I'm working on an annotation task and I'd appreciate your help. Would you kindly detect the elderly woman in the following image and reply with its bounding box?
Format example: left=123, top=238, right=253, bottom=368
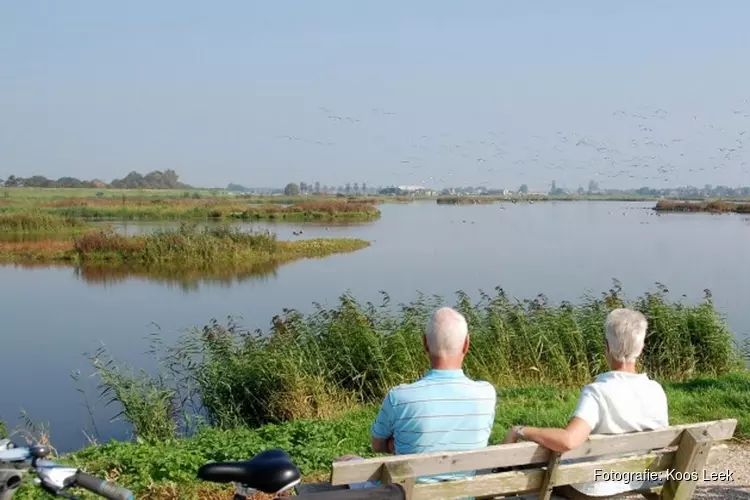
left=505, top=308, right=668, bottom=498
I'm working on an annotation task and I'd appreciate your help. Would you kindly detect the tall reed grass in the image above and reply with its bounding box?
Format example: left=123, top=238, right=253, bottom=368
left=0, top=225, right=370, bottom=270
left=89, top=282, right=745, bottom=441
left=1, top=199, right=382, bottom=221
left=0, top=212, right=90, bottom=232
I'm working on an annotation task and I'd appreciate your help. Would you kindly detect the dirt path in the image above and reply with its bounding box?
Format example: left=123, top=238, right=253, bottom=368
left=692, top=443, right=750, bottom=500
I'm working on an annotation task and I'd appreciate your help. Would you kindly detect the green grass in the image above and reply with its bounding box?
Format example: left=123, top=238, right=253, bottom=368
left=0, top=211, right=92, bottom=232
left=7, top=372, right=748, bottom=499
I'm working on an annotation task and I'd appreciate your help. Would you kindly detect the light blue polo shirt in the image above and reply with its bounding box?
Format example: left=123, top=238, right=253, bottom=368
left=371, top=369, right=497, bottom=483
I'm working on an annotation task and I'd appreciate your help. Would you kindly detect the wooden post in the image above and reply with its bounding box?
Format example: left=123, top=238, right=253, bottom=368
left=660, top=429, right=713, bottom=500
left=381, top=462, right=415, bottom=500
left=538, top=452, right=562, bottom=500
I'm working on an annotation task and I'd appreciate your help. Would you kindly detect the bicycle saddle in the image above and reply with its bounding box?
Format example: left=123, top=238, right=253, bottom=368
left=197, top=449, right=301, bottom=494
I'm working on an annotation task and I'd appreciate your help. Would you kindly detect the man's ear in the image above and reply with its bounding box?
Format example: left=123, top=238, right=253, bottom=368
left=462, top=334, right=470, bottom=354
left=422, top=335, right=429, bottom=353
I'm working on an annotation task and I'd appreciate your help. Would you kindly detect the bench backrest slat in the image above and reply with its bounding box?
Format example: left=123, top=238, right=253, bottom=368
left=331, top=419, right=736, bottom=485
left=411, top=450, right=679, bottom=500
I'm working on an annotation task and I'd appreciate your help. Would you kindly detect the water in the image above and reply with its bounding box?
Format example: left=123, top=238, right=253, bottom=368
left=2, top=201, right=749, bottom=451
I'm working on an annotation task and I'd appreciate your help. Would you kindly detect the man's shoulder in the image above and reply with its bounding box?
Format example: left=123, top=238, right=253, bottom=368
left=586, top=373, right=667, bottom=398
left=388, top=376, right=496, bottom=396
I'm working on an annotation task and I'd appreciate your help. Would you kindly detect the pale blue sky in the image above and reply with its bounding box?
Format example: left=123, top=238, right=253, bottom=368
left=2, top=1, right=750, bottom=190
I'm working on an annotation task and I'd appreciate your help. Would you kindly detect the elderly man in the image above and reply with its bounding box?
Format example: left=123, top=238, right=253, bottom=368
left=341, top=307, right=496, bottom=490
left=505, top=308, right=668, bottom=498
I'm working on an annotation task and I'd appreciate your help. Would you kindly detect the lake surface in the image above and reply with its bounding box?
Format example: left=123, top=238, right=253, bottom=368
left=2, top=201, right=750, bottom=451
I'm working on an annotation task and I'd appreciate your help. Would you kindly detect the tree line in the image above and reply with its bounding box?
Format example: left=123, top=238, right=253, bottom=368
left=0, top=170, right=191, bottom=190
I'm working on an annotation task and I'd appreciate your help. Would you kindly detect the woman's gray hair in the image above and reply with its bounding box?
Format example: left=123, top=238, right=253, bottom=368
left=605, top=308, right=648, bottom=363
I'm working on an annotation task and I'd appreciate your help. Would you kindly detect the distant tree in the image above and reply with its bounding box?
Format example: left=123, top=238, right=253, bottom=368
left=577, top=186, right=585, bottom=195
left=227, top=183, right=249, bottom=192
left=518, top=184, right=528, bottom=194
left=362, top=182, right=367, bottom=194
left=588, top=180, right=599, bottom=193
left=314, top=181, right=321, bottom=193
left=345, top=183, right=352, bottom=194
left=299, top=182, right=308, bottom=193
left=110, top=170, right=190, bottom=189
left=353, top=182, right=360, bottom=194
left=284, top=182, right=300, bottom=196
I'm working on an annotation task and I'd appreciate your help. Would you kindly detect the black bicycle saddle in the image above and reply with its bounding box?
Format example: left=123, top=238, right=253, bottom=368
left=197, top=449, right=301, bottom=494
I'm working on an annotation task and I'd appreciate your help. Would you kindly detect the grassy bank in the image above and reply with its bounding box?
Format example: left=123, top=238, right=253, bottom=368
left=654, top=200, right=750, bottom=213
left=0, top=212, right=91, bottom=233
left=41, top=200, right=380, bottom=221
left=1, top=195, right=382, bottom=221
left=7, top=372, right=749, bottom=499
left=1, top=187, right=408, bottom=204
left=0, top=225, right=370, bottom=268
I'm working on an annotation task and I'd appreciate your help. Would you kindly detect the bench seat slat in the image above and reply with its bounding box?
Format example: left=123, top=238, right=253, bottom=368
left=331, top=419, right=736, bottom=485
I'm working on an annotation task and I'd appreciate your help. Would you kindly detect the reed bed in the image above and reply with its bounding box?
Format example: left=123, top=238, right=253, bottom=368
left=0, top=225, right=370, bottom=267
left=0, top=212, right=91, bottom=232
left=654, top=200, right=750, bottom=213
left=12, top=199, right=383, bottom=221
left=87, top=281, right=745, bottom=441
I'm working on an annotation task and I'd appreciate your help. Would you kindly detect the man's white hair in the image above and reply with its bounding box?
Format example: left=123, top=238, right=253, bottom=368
left=605, top=308, right=648, bottom=364
left=425, top=307, right=468, bottom=356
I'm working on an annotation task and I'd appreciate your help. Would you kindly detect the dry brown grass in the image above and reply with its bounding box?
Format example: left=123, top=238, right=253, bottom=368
left=267, top=375, right=358, bottom=422
left=0, top=239, right=74, bottom=260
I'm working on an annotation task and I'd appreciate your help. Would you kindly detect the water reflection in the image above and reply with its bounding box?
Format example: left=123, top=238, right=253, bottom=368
left=7, top=261, right=279, bottom=291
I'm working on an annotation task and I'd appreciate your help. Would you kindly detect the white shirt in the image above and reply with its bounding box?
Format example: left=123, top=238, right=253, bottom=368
left=568, top=371, right=669, bottom=496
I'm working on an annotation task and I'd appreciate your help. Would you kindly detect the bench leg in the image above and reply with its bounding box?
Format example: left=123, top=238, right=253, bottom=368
left=660, top=429, right=713, bottom=500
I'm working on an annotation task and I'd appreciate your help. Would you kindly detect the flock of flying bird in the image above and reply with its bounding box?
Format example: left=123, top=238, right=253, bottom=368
left=273, top=99, right=750, bottom=191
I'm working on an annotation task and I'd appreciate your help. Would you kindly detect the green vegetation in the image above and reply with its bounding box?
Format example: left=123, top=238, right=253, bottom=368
left=0, top=225, right=370, bottom=268
left=98, top=282, right=742, bottom=436
left=8, top=372, right=749, bottom=499
left=1, top=194, right=382, bottom=221
left=0, top=212, right=92, bottom=233
left=654, top=199, right=750, bottom=213
left=4, top=283, right=748, bottom=498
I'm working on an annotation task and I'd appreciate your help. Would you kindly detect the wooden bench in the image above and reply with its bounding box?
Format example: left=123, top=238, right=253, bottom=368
left=295, top=419, right=737, bottom=500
